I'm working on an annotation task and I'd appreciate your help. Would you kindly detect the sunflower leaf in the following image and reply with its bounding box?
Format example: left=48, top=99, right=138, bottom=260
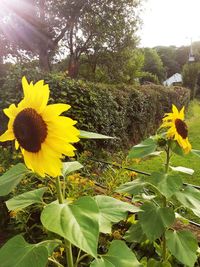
left=191, top=149, right=200, bottom=157
left=94, top=195, right=140, bottom=234
left=128, top=137, right=157, bottom=159
left=90, top=240, right=142, bottom=267
left=116, top=179, right=147, bottom=195
left=0, top=163, right=29, bottom=196
left=149, top=172, right=183, bottom=198
left=41, top=196, right=99, bottom=257
left=170, top=140, right=185, bottom=157
left=175, top=186, right=200, bottom=217
left=166, top=230, right=198, bottom=267
left=138, top=202, right=175, bottom=241
left=6, top=187, right=47, bottom=211
left=170, top=166, right=194, bottom=175
left=0, top=235, right=49, bottom=267
left=62, top=161, right=83, bottom=177
left=79, top=130, right=114, bottom=139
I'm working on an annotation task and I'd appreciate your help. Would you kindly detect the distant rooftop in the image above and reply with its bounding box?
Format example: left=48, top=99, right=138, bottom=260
left=163, top=73, right=182, bottom=86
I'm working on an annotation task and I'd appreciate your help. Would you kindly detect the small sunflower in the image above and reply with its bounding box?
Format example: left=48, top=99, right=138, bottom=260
left=161, top=104, right=191, bottom=153
left=0, top=77, right=80, bottom=177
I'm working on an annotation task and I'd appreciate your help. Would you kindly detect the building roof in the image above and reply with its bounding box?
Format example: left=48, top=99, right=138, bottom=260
left=163, top=73, right=182, bottom=86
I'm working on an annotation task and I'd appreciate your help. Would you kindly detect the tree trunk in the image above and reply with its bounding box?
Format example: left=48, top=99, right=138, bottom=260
left=68, top=54, right=79, bottom=78
left=39, top=47, right=51, bottom=72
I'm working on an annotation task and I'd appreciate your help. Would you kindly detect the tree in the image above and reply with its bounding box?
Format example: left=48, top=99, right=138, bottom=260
left=0, top=0, right=70, bottom=71
left=142, top=48, right=166, bottom=83
left=61, top=0, right=142, bottom=78
left=155, top=46, right=180, bottom=78
left=0, top=0, right=142, bottom=76
left=182, top=62, right=200, bottom=99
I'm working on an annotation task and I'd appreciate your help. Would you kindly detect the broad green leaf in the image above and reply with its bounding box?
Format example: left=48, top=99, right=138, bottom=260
left=94, top=195, right=140, bottom=233
left=128, top=137, right=157, bottom=159
left=91, top=258, right=114, bottom=267
left=139, top=202, right=175, bottom=241
left=149, top=172, right=182, bottom=198
left=166, top=230, right=198, bottom=267
left=6, top=187, right=47, bottom=211
left=124, top=222, right=146, bottom=243
left=41, top=196, right=99, bottom=257
left=116, top=179, right=147, bottom=195
left=0, top=235, right=48, bottom=267
left=62, top=161, right=83, bottom=177
left=79, top=130, right=114, bottom=139
left=175, top=186, right=200, bottom=217
left=191, top=149, right=200, bottom=157
left=90, top=240, right=142, bottom=267
left=0, top=163, right=29, bottom=196
left=170, top=140, right=184, bottom=157
left=170, top=166, right=194, bottom=175
left=42, top=241, right=59, bottom=256
left=147, top=259, right=171, bottom=267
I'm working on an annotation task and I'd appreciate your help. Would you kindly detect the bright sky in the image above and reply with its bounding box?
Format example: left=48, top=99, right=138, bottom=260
left=139, top=0, right=200, bottom=47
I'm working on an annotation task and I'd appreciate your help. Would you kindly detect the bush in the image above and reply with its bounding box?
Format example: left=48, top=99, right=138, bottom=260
left=0, top=67, right=190, bottom=150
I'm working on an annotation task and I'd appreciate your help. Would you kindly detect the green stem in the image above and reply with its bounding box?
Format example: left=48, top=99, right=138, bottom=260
left=48, top=258, right=64, bottom=267
left=56, top=176, right=64, bottom=204
left=162, top=144, right=170, bottom=262
left=165, top=144, right=170, bottom=173
left=65, top=239, right=74, bottom=267
left=56, top=176, right=74, bottom=267
left=75, top=253, right=90, bottom=267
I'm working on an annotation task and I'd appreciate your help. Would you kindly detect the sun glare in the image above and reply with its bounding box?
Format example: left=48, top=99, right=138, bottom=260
left=140, top=0, right=200, bottom=47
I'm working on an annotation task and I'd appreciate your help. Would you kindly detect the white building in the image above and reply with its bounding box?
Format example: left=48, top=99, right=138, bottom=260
left=163, top=73, right=182, bottom=86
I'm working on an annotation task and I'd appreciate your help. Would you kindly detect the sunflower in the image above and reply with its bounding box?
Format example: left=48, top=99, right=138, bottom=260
left=0, top=77, right=80, bottom=177
left=160, top=104, right=191, bottom=153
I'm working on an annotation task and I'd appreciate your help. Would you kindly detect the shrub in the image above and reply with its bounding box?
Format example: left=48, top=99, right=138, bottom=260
left=0, top=68, right=190, bottom=150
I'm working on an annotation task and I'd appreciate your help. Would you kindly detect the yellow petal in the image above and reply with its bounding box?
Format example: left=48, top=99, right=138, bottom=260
left=4, top=104, right=18, bottom=118
left=172, top=105, right=179, bottom=116
left=22, top=76, right=31, bottom=98
left=43, top=104, right=71, bottom=121
left=22, top=77, right=50, bottom=113
left=15, top=140, right=19, bottom=150
left=0, top=130, right=15, bottom=142
left=179, top=106, right=185, bottom=120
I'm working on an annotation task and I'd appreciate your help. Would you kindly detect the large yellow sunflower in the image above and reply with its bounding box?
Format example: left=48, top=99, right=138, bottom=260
left=0, top=77, right=80, bottom=177
left=161, top=104, right=191, bottom=153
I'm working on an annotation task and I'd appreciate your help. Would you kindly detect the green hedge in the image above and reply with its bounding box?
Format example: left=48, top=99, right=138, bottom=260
left=0, top=69, right=190, bottom=150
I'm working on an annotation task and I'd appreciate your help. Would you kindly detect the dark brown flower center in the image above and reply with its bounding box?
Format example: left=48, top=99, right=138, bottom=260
left=175, top=119, right=188, bottom=139
left=13, top=108, right=47, bottom=152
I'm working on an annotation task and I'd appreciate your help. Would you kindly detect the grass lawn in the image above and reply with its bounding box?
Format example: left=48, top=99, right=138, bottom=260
left=130, top=100, right=200, bottom=186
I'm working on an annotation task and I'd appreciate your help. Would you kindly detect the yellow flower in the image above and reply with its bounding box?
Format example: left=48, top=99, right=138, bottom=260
left=161, top=105, right=191, bottom=153
left=0, top=77, right=80, bottom=177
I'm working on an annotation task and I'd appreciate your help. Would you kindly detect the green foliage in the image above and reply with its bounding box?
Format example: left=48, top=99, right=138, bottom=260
left=0, top=70, right=190, bottom=151
left=91, top=240, right=142, bottom=267
left=182, top=62, right=200, bottom=98
left=0, top=164, right=29, bottom=196
left=149, top=172, right=182, bottom=198
left=138, top=202, right=175, bottom=241
left=0, top=235, right=49, bottom=267
left=166, top=230, right=198, bottom=267
left=41, top=196, right=100, bottom=257
left=155, top=46, right=181, bottom=78
left=128, top=137, right=157, bottom=158
left=94, top=195, right=139, bottom=234
left=142, top=48, right=166, bottom=83
left=6, top=187, right=47, bottom=211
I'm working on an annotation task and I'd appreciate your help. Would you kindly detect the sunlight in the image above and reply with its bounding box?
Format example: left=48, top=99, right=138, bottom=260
left=140, top=0, right=200, bottom=47
left=0, top=0, right=28, bottom=18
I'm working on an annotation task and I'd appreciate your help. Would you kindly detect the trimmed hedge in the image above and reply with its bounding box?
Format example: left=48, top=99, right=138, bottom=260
left=0, top=70, right=190, bottom=150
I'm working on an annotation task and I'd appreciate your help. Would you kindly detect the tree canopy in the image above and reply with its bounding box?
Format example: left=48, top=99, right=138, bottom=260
left=0, top=0, right=142, bottom=77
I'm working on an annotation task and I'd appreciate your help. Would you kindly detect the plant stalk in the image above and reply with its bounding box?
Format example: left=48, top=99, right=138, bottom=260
left=56, top=176, right=74, bottom=267
left=162, top=144, right=170, bottom=262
